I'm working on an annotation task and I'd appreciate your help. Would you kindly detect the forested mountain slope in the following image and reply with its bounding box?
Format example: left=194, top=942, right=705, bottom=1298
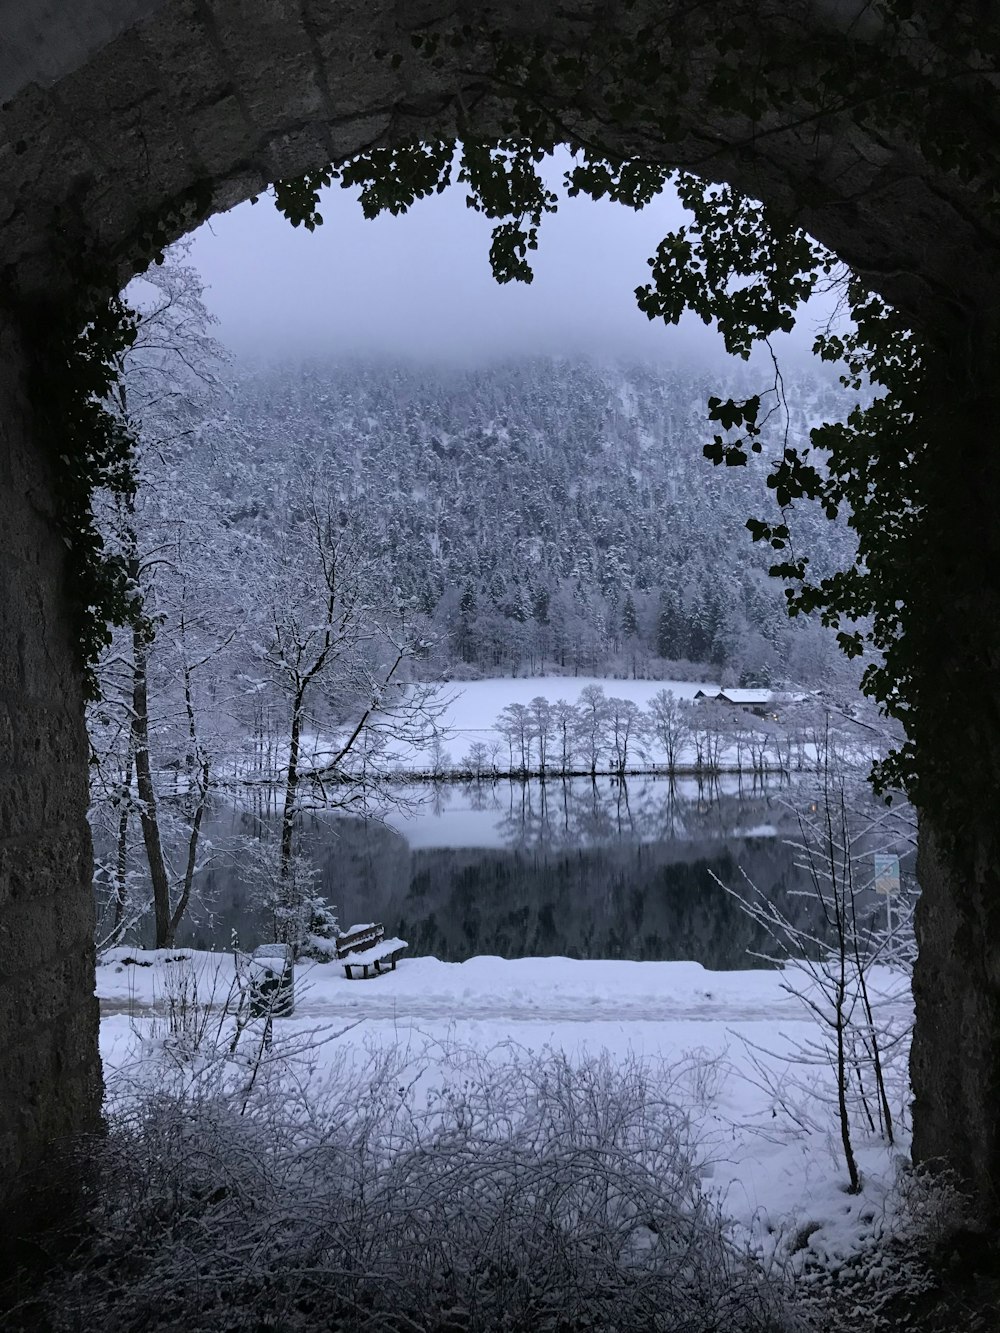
left=207, top=356, right=857, bottom=684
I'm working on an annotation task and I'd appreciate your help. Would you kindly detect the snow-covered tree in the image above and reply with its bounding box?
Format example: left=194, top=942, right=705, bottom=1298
left=244, top=496, right=440, bottom=880
left=605, top=696, right=647, bottom=777
left=90, top=247, right=233, bottom=948
left=576, top=685, right=610, bottom=776
left=646, top=689, right=692, bottom=773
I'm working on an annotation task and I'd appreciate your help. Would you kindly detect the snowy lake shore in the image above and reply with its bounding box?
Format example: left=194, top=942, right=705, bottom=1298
left=216, top=674, right=883, bottom=790
left=98, top=949, right=914, bottom=1273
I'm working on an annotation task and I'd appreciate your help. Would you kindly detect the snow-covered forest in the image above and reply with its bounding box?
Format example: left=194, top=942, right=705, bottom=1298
left=82, top=253, right=909, bottom=972
left=105, top=254, right=863, bottom=709
left=87, top=255, right=881, bottom=951
left=210, top=355, right=858, bottom=686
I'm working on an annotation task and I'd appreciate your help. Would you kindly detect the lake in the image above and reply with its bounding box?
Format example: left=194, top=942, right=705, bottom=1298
left=165, top=774, right=856, bottom=969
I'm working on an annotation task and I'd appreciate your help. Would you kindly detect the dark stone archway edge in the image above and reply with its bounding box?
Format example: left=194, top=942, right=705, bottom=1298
left=2, top=1, right=998, bottom=327
left=2, top=0, right=999, bottom=1229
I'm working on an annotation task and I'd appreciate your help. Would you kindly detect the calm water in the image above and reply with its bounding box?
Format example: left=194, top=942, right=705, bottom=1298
left=153, top=774, right=847, bottom=968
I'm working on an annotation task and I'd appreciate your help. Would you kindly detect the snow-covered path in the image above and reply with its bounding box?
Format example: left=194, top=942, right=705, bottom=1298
left=98, top=950, right=914, bottom=1272
left=97, top=951, right=911, bottom=1032
left=100, top=994, right=806, bottom=1024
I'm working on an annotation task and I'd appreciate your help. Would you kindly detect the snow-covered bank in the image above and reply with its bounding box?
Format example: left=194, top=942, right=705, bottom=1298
left=98, top=949, right=812, bottom=1020
left=98, top=949, right=914, bottom=1272
left=228, top=675, right=718, bottom=779
left=433, top=675, right=708, bottom=733
left=218, top=674, right=869, bottom=788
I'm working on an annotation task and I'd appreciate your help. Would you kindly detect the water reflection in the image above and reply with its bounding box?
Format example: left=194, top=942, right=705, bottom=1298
left=356, top=775, right=805, bottom=966
left=152, top=775, right=828, bottom=968
left=385, top=773, right=785, bottom=851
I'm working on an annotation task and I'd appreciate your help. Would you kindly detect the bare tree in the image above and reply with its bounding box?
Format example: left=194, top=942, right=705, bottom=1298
left=95, top=510, right=239, bottom=949
left=698, top=702, right=728, bottom=772
left=605, top=696, right=647, bottom=777
left=714, top=780, right=916, bottom=1193
left=743, top=716, right=777, bottom=773
left=551, top=698, right=581, bottom=774
left=496, top=702, right=533, bottom=774
left=249, top=496, right=443, bottom=880
left=90, top=246, right=232, bottom=948
left=646, top=689, right=691, bottom=773
left=462, top=741, right=492, bottom=779
left=576, top=684, right=610, bottom=776
left=529, top=695, right=556, bottom=776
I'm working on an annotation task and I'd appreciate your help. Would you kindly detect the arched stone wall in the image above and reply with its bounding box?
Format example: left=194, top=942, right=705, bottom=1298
left=0, top=308, right=102, bottom=1230
left=3, top=2, right=997, bottom=320
left=1, top=0, right=998, bottom=1228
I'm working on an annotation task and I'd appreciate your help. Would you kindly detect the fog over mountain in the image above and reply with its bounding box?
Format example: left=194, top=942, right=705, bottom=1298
left=189, top=168, right=835, bottom=367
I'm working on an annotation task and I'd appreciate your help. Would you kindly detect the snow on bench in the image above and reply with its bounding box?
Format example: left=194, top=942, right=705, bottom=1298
left=337, top=923, right=381, bottom=953
left=335, top=923, right=407, bottom=980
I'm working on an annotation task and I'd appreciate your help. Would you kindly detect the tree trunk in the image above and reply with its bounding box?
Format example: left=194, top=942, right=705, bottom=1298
left=169, top=755, right=211, bottom=943
left=280, top=690, right=304, bottom=881
left=111, top=747, right=134, bottom=944
left=131, top=630, right=173, bottom=949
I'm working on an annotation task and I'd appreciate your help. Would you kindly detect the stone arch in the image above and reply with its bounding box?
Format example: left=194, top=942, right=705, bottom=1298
left=1, top=0, right=998, bottom=1229
left=3, top=2, right=995, bottom=320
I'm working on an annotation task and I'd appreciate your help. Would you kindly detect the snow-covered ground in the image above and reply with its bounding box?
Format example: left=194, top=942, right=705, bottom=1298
left=434, top=675, right=709, bottom=735
left=227, top=676, right=722, bottom=781
left=98, top=949, right=914, bottom=1272
left=407, top=675, right=713, bottom=770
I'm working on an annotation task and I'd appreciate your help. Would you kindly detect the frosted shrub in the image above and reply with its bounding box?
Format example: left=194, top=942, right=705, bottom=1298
left=20, top=1045, right=793, bottom=1333
left=785, top=1163, right=978, bottom=1332
left=299, top=894, right=341, bottom=960
left=714, top=778, right=915, bottom=1193
left=236, top=837, right=339, bottom=958
left=147, top=953, right=220, bottom=1054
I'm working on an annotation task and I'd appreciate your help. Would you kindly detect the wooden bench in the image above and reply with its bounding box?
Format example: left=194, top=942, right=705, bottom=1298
left=336, top=923, right=407, bottom=980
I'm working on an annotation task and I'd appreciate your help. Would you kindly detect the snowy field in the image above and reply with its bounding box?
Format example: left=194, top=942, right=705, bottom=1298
left=255, top=675, right=754, bottom=779
left=432, top=675, right=709, bottom=737
left=222, top=674, right=863, bottom=789
left=408, top=675, right=712, bottom=770
left=98, top=949, right=914, bottom=1273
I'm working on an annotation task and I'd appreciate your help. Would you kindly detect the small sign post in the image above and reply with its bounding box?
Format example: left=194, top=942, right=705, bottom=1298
left=874, top=853, right=900, bottom=940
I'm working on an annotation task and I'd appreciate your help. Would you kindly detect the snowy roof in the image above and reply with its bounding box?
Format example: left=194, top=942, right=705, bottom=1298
left=717, top=689, right=774, bottom=705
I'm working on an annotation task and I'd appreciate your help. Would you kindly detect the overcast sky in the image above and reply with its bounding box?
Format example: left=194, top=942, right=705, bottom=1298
left=187, top=160, right=834, bottom=368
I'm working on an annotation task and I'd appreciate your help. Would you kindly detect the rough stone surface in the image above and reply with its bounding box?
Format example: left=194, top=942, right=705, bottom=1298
left=911, top=821, right=1000, bottom=1223
left=0, top=0, right=999, bottom=1229
left=0, top=1, right=996, bottom=330
left=0, top=309, right=102, bottom=1236
left=0, top=0, right=168, bottom=102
